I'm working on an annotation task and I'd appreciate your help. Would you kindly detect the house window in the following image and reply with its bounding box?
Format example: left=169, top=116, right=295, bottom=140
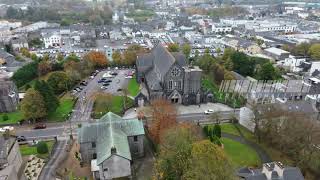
left=134, top=136, right=138, bottom=142
left=92, top=142, right=96, bottom=148
left=104, top=168, right=108, bottom=172
left=92, top=153, right=97, bottom=159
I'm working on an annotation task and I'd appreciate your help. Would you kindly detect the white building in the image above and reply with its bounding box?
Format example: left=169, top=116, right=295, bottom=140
left=278, top=55, right=306, bottom=72
left=310, top=61, right=320, bottom=76
left=211, top=23, right=232, bottom=34
left=248, top=21, right=298, bottom=33
left=43, top=32, right=62, bottom=48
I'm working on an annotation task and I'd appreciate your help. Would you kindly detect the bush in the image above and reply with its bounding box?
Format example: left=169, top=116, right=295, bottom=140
left=2, top=114, right=9, bottom=121
left=210, top=135, right=222, bottom=146
left=213, top=124, right=221, bottom=138
left=36, top=141, right=49, bottom=154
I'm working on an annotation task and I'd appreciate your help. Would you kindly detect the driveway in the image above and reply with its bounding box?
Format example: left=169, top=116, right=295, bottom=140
left=176, top=103, right=233, bottom=115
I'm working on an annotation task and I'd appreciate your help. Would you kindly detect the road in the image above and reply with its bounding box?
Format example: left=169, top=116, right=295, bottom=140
left=16, top=110, right=240, bottom=140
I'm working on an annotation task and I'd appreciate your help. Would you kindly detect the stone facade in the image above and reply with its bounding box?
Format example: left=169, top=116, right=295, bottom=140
left=136, top=44, right=203, bottom=105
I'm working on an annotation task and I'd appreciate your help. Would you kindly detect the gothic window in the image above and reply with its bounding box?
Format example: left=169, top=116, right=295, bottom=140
left=171, top=67, right=181, bottom=77
left=169, top=80, right=173, bottom=90
left=177, top=81, right=182, bottom=90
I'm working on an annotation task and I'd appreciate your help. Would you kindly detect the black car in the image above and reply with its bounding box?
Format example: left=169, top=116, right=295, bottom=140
left=105, top=80, right=112, bottom=83
left=117, top=88, right=122, bottom=92
left=17, top=136, right=27, bottom=142
left=103, top=83, right=110, bottom=86
left=101, top=78, right=107, bottom=81
left=111, top=72, right=118, bottom=76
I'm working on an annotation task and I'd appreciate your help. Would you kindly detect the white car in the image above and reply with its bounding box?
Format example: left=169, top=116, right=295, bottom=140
left=204, top=109, right=214, bottom=115
left=101, top=86, right=108, bottom=90
left=0, top=126, right=14, bottom=132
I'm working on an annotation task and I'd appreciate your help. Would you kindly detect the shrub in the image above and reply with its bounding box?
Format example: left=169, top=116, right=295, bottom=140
left=36, top=141, right=49, bottom=154
left=213, top=124, right=221, bottom=138
left=210, top=135, right=222, bottom=146
left=2, top=114, right=9, bottom=121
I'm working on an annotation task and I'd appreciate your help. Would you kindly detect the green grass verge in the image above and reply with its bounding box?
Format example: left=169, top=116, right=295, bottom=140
left=222, top=137, right=261, bottom=168
left=93, top=95, right=134, bottom=119
left=128, top=76, right=140, bottom=97
left=0, top=111, right=24, bottom=125
left=19, top=141, right=55, bottom=159
left=47, top=97, right=76, bottom=122
left=220, top=123, right=240, bottom=136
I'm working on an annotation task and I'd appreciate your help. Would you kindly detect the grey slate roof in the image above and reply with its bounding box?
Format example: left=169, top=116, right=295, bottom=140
left=136, top=44, right=187, bottom=91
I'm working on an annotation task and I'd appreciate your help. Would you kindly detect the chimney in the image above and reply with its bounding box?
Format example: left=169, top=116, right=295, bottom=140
left=111, top=147, right=117, bottom=154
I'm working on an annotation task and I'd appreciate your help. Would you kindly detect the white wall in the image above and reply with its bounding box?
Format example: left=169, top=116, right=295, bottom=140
left=239, top=107, right=255, bottom=132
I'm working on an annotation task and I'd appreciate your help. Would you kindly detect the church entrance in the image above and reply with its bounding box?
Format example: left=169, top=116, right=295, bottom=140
left=169, top=90, right=182, bottom=104
left=171, top=98, right=179, bottom=103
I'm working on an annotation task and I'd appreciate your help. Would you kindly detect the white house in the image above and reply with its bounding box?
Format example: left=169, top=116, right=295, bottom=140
left=43, top=32, right=62, bottom=48
left=212, top=23, right=232, bottom=34
left=278, top=55, right=306, bottom=72
left=310, top=61, right=320, bottom=76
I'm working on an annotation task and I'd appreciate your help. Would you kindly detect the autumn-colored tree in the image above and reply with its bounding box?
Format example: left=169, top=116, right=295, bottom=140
left=84, top=51, right=108, bottom=67
left=112, top=51, right=122, bottom=65
left=148, top=99, right=177, bottom=144
left=20, top=88, right=47, bottom=123
left=37, top=60, right=52, bottom=76
left=20, top=48, right=31, bottom=58
left=153, top=124, right=200, bottom=179
left=123, top=50, right=137, bottom=66
left=167, top=43, right=180, bottom=52
left=183, top=140, right=235, bottom=180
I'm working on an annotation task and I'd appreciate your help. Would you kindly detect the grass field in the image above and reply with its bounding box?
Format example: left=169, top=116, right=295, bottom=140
left=20, top=141, right=55, bottom=159
left=128, top=76, right=140, bottom=97
left=222, top=137, right=261, bottom=168
left=47, top=97, right=76, bottom=122
left=220, top=123, right=240, bottom=136
left=0, top=111, right=24, bottom=125
left=93, top=95, right=134, bottom=118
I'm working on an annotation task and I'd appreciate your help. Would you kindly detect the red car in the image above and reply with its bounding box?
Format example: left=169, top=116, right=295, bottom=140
left=34, top=124, right=46, bottom=129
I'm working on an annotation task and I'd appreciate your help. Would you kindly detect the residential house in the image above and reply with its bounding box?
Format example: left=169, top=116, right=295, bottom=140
left=0, top=50, right=24, bottom=72
left=237, top=161, right=304, bottom=180
left=78, top=112, right=145, bottom=180
left=136, top=43, right=204, bottom=105
left=10, top=37, right=29, bottom=51
left=0, top=135, right=25, bottom=180
left=42, top=32, right=62, bottom=49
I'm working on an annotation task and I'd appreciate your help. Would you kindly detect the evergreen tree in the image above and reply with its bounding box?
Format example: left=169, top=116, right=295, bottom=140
left=34, top=80, right=59, bottom=113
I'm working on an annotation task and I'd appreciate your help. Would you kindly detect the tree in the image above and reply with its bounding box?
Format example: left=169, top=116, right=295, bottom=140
left=213, top=124, right=221, bottom=138
left=84, top=51, right=108, bottom=67
left=12, top=62, right=38, bottom=87
left=182, top=44, right=191, bottom=58
left=153, top=124, right=201, bottom=179
left=31, top=53, right=38, bottom=61
left=47, top=71, right=71, bottom=94
left=20, top=48, right=31, bottom=58
left=123, top=50, right=137, bottom=66
left=56, top=53, right=64, bottom=62
left=183, top=140, right=235, bottom=180
left=112, top=51, right=122, bottom=65
left=230, top=52, right=255, bottom=77
left=34, top=80, right=59, bottom=113
left=20, top=88, right=47, bottom=123
left=256, top=62, right=280, bottom=80
left=148, top=99, right=177, bottom=144
left=295, top=43, right=311, bottom=57
left=37, top=60, right=52, bottom=76
left=308, top=43, right=320, bottom=60
left=36, top=141, right=49, bottom=154
left=167, top=43, right=180, bottom=52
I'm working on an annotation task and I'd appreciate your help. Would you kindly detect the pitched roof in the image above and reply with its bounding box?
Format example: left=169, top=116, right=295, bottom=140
left=78, top=112, right=145, bottom=165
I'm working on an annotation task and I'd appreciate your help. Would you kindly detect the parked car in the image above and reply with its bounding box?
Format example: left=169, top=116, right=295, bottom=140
left=101, top=86, right=108, bottom=90
left=98, top=80, right=104, bottom=83
left=105, top=80, right=112, bottom=83
left=102, top=83, right=110, bottom=86
left=204, top=109, right=214, bottom=115
left=16, top=136, right=27, bottom=142
left=34, top=124, right=46, bottom=129
left=111, top=72, right=118, bottom=76
left=80, top=81, right=87, bottom=86
left=0, top=126, right=14, bottom=132
left=117, top=88, right=122, bottom=92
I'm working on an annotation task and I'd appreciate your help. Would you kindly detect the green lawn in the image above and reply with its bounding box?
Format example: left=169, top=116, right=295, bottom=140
left=93, top=95, right=134, bottom=119
left=47, top=97, right=76, bottom=122
left=221, top=123, right=240, bottom=136
left=128, top=76, right=140, bottom=97
left=0, top=111, right=24, bottom=125
left=19, top=141, right=55, bottom=159
left=222, top=137, right=261, bottom=168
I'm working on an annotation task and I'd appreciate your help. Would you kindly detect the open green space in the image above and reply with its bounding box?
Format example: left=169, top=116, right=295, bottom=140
left=128, top=76, right=140, bottom=97
left=126, top=9, right=155, bottom=22
left=19, top=141, right=55, bottom=159
left=220, top=123, right=240, bottom=136
left=222, top=137, right=261, bottom=168
left=0, top=111, right=24, bottom=125
left=47, top=97, right=76, bottom=122
left=93, top=95, right=134, bottom=119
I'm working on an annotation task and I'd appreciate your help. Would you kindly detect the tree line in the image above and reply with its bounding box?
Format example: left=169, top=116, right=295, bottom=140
left=283, top=43, right=320, bottom=61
